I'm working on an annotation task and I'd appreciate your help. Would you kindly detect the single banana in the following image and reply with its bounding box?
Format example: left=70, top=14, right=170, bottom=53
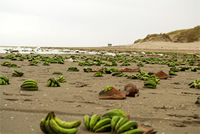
left=40, top=115, right=49, bottom=134
left=51, top=82, right=55, bottom=87
left=44, top=113, right=55, bottom=134
left=94, top=124, right=111, bottom=133
left=116, top=121, right=138, bottom=134
left=1, top=80, right=5, bottom=85
left=121, top=128, right=143, bottom=134
left=89, top=114, right=101, bottom=132
left=83, top=115, right=91, bottom=130
left=114, top=117, right=129, bottom=133
left=93, top=118, right=111, bottom=132
left=111, top=116, right=120, bottom=134
left=23, top=79, right=37, bottom=84
left=0, top=80, right=3, bottom=85
left=47, top=80, right=52, bottom=87
left=54, top=116, right=81, bottom=128
left=102, top=109, right=127, bottom=119
left=49, top=112, right=78, bottom=134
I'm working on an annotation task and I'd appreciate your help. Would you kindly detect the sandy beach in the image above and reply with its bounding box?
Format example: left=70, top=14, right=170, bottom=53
left=0, top=42, right=200, bottom=134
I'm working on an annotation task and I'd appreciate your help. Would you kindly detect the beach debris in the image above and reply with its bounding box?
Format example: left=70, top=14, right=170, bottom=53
left=98, top=86, right=126, bottom=99
left=0, top=76, right=10, bottom=85
left=20, top=79, right=38, bottom=91
left=124, top=83, right=139, bottom=97
left=119, top=67, right=140, bottom=72
left=47, top=78, right=61, bottom=87
left=91, top=68, right=100, bottom=72
left=40, top=112, right=81, bottom=134
left=154, top=71, right=171, bottom=79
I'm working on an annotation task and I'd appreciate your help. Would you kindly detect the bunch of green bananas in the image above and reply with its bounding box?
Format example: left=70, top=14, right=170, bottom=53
left=20, top=79, right=38, bottom=91
left=40, top=112, right=81, bottom=134
left=0, top=76, right=10, bottom=85
left=57, top=76, right=66, bottom=83
left=47, top=78, right=61, bottom=87
left=144, top=80, right=157, bottom=89
left=1, top=61, right=11, bottom=66
left=169, top=71, right=177, bottom=75
left=189, top=79, right=200, bottom=89
left=110, top=116, right=141, bottom=134
left=53, top=71, right=63, bottom=75
left=83, top=114, right=111, bottom=133
left=12, top=70, right=24, bottom=77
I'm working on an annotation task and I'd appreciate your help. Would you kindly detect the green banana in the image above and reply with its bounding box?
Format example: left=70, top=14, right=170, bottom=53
left=0, top=80, right=3, bottom=85
left=54, top=79, right=60, bottom=87
left=44, top=113, right=55, bottom=134
left=94, top=124, right=111, bottom=133
left=114, top=117, right=129, bottom=133
left=89, top=114, right=101, bottom=132
left=23, top=79, right=37, bottom=84
left=49, top=112, right=78, bottom=134
left=54, top=116, right=81, bottom=128
left=51, top=82, right=55, bottom=87
left=47, top=80, right=52, bottom=87
left=121, top=128, right=143, bottom=134
left=116, top=121, right=138, bottom=134
left=102, top=109, right=127, bottom=119
left=83, top=115, right=91, bottom=130
left=93, top=118, right=111, bottom=132
left=111, top=116, right=120, bottom=134
left=40, top=115, right=49, bottom=134
left=1, top=80, right=6, bottom=85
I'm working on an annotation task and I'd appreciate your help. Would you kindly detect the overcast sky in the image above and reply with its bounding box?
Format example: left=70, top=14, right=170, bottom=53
left=0, top=0, right=199, bottom=47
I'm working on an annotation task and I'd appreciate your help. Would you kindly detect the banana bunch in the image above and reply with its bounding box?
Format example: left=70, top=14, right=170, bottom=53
left=12, top=70, right=24, bottom=77
left=57, top=76, right=66, bottom=83
left=83, top=114, right=111, bottom=133
left=40, top=112, right=81, bottom=134
left=0, top=76, right=10, bottom=85
left=111, top=116, right=140, bottom=134
left=189, top=79, right=200, bottom=89
left=20, top=79, right=38, bottom=91
left=47, top=78, right=61, bottom=87
left=144, top=80, right=157, bottom=89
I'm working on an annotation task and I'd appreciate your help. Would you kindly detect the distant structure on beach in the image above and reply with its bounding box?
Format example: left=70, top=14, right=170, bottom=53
left=108, top=43, right=112, bottom=47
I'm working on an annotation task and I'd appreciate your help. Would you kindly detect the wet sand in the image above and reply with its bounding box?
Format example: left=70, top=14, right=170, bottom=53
left=0, top=43, right=200, bottom=134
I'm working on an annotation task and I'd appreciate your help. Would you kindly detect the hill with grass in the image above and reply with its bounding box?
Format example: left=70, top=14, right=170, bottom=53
left=134, top=25, right=200, bottom=43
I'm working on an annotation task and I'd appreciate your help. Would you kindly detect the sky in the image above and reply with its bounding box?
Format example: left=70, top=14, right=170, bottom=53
left=0, top=0, right=199, bottom=47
